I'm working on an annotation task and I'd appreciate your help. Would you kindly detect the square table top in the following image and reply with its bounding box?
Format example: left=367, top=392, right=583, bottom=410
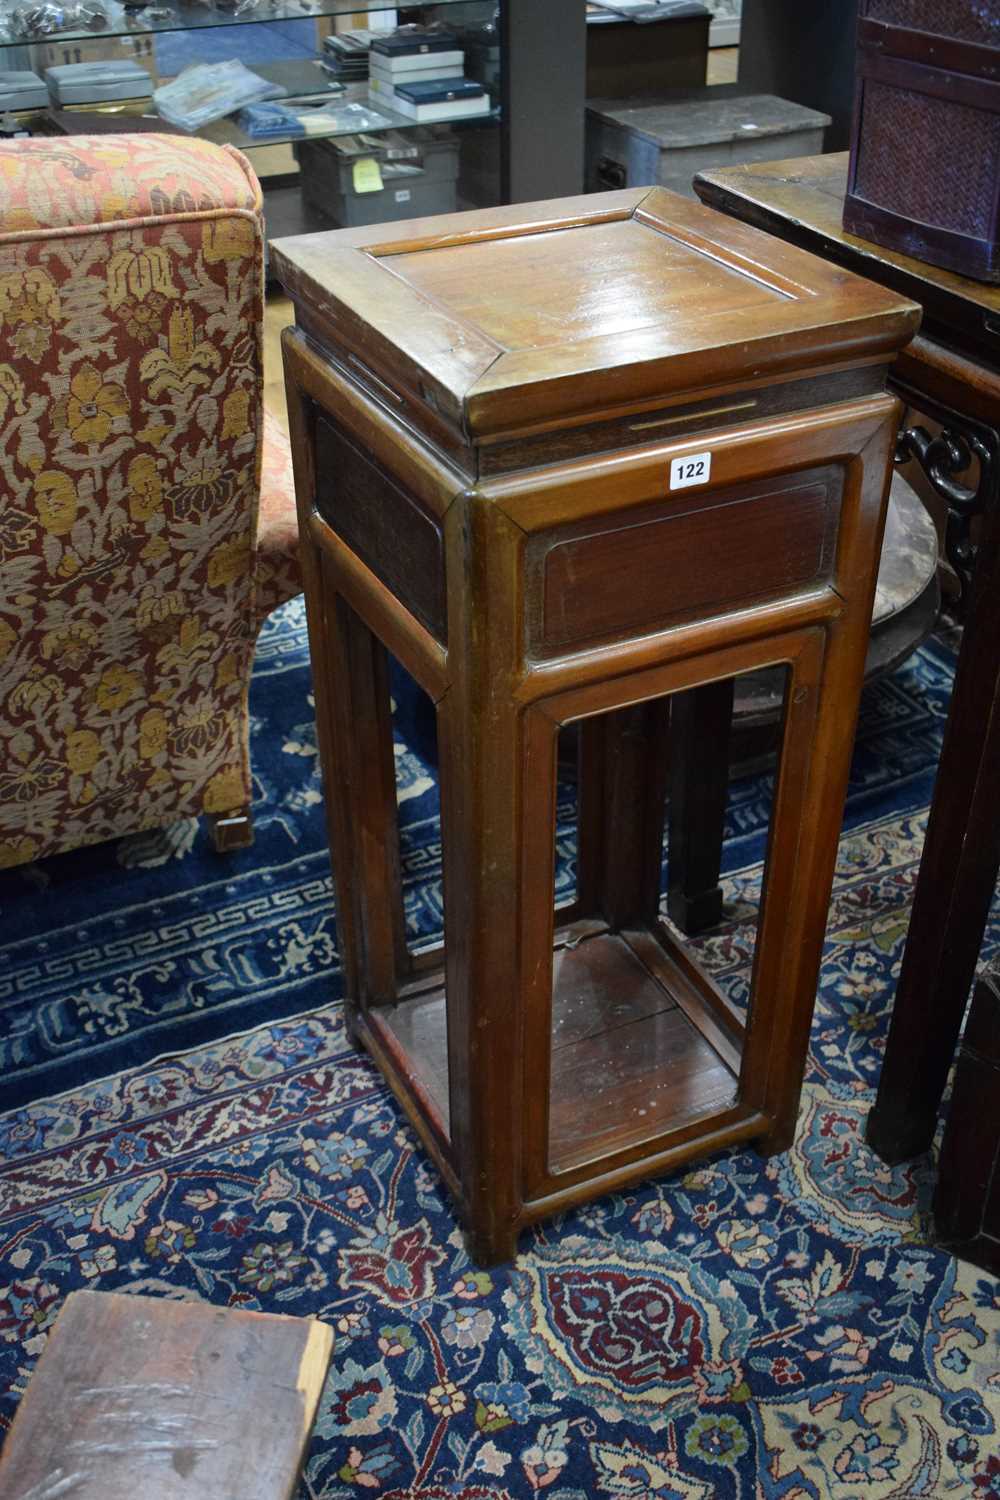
left=272, top=185, right=919, bottom=440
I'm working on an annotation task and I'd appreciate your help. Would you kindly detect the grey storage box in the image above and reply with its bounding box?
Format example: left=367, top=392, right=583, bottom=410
left=45, top=60, right=153, bottom=105
left=0, top=71, right=48, bottom=112
left=295, top=128, right=460, bottom=229
left=586, top=86, right=829, bottom=198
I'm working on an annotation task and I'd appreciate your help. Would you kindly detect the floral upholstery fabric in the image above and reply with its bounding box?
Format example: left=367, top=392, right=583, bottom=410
left=258, top=408, right=300, bottom=620
left=0, top=135, right=300, bottom=871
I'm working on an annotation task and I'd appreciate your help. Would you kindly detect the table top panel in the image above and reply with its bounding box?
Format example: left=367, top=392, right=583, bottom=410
left=273, top=185, right=920, bottom=439
left=389, top=216, right=789, bottom=353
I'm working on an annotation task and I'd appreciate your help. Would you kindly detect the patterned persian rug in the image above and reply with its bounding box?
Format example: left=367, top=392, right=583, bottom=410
left=1, top=601, right=998, bottom=1497
left=0, top=599, right=959, bottom=1113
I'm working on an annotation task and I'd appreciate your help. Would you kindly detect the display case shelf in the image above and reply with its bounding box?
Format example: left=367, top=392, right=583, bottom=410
left=206, top=80, right=497, bottom=151
left=44, top=79, right=498, bottom=154
left=0, top=0, right=483, bottom=47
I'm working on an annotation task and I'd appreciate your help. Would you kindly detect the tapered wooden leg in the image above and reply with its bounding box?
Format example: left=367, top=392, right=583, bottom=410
left=578, top=681, right=734, bottom=937
left=667, top=678, right=735, bottom=935
left=285, top=382, right=377, bottom=1046
left=346, top=605, right=410, bottom=997
left=329, top=594, right=409, bottom=1010
left=740, top=632, right=837, bottom=1154
left=574, top=718, right=607, bottom=918
left=439, top=501, right=529, bottom=1264
left=298, top=538, right=409, bottom=1044
left=745, top=415, right=897, bottom=1152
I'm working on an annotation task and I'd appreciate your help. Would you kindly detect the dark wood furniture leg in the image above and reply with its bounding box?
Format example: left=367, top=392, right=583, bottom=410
left=933, top=965, right=1000, bottom=1272
left=438, top=500, right=528, bottom=1267
left=866, top=491, right=1000, bottom=1163
left=667, top=679, right=736, bottom=934
left=211, top=806, right=254, bottom=852
left=591, top=701, right=672, bottom=928
left=308, top=566, right=410, bottom=1040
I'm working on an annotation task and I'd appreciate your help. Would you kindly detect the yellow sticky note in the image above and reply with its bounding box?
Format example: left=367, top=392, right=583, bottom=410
left=352, top=156, right=384, bottom=194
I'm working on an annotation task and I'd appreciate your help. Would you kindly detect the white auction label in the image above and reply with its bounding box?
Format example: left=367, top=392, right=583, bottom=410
left=669, top=451, right=712, bottom=490
left=394, top=189, right=412, bottom=203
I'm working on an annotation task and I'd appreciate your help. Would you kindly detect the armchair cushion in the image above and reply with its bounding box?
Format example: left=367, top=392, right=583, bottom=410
left=0, top=134, right=259, bottom=234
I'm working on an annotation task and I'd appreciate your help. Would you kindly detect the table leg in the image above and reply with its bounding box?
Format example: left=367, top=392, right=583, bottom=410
left=319, top=590, right=410, bottom=1033
left=866, top=487, right=1000, bottom=1163
left=438, top=503, right=528, bottom=1265
left=572, top=702, right=671, bottom=928
left=932, top=967, right=1000, bottom=1271
left=576, top=684, right=733, bottom=935
left=598, top=700, right=672, bottom=929
left=667, top=679, right=736, bottom=934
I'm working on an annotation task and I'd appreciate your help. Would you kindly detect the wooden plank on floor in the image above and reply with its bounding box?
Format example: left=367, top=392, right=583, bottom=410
left=0, top=1290, right=334, bottom=1500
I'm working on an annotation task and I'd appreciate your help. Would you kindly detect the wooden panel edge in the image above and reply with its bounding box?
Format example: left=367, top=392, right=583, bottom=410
left=297, top=1320, right=335, bottom=1435
left=308, top=515, right=449, bottom=702
left=273, top=246, right=501, bottom=430
left=282, top=328, right=464, bottom=520
left=523, top=1109, right=769, bottom=1214
left=465, top=304, right=916, bottom=439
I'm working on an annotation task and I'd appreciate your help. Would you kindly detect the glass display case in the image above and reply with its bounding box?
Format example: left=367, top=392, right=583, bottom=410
left=0, top=0, right=505, bottom=237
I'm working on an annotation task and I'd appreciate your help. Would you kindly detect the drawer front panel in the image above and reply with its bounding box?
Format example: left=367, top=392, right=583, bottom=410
left=537, top=465, right=843, bottom=650
left=315, top=413, right=447, bottom=644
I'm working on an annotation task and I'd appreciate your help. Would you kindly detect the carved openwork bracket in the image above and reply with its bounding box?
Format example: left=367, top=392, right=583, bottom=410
left=895, top=418, right=998, bottom=609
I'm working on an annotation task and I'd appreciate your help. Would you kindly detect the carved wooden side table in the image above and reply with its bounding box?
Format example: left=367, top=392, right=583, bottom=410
left=274, top=188, right=917, bottom=1263
left=694, top=153, right=1000, bottom=1172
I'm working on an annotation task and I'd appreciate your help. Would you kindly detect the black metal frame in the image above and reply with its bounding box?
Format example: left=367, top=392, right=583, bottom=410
left=500, top=0, right=586, bottom=204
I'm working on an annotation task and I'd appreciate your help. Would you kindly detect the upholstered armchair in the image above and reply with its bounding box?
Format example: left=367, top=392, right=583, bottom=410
left=0, top=134, right=300, bottom=869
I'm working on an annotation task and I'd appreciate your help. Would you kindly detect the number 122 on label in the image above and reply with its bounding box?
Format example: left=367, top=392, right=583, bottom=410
left=669, top=451, right=712, bottom=490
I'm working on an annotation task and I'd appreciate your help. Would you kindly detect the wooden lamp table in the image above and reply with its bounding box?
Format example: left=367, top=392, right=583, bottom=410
left=274, top=189, right=917, bottom=1264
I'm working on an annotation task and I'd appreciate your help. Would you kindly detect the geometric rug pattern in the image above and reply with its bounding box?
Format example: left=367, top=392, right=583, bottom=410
left=1, top=602, right=998, bottom=1496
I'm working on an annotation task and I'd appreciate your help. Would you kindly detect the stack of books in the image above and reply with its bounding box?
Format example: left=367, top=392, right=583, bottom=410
left=368, top=28, right=490, bottom=122
left=321, top=31, right=375, bottom=87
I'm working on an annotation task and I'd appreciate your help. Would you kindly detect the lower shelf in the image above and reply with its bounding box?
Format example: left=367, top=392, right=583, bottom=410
left=549, top=930, right=740, bottom=1169
left=371, top=922, right=743, bottom=1176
